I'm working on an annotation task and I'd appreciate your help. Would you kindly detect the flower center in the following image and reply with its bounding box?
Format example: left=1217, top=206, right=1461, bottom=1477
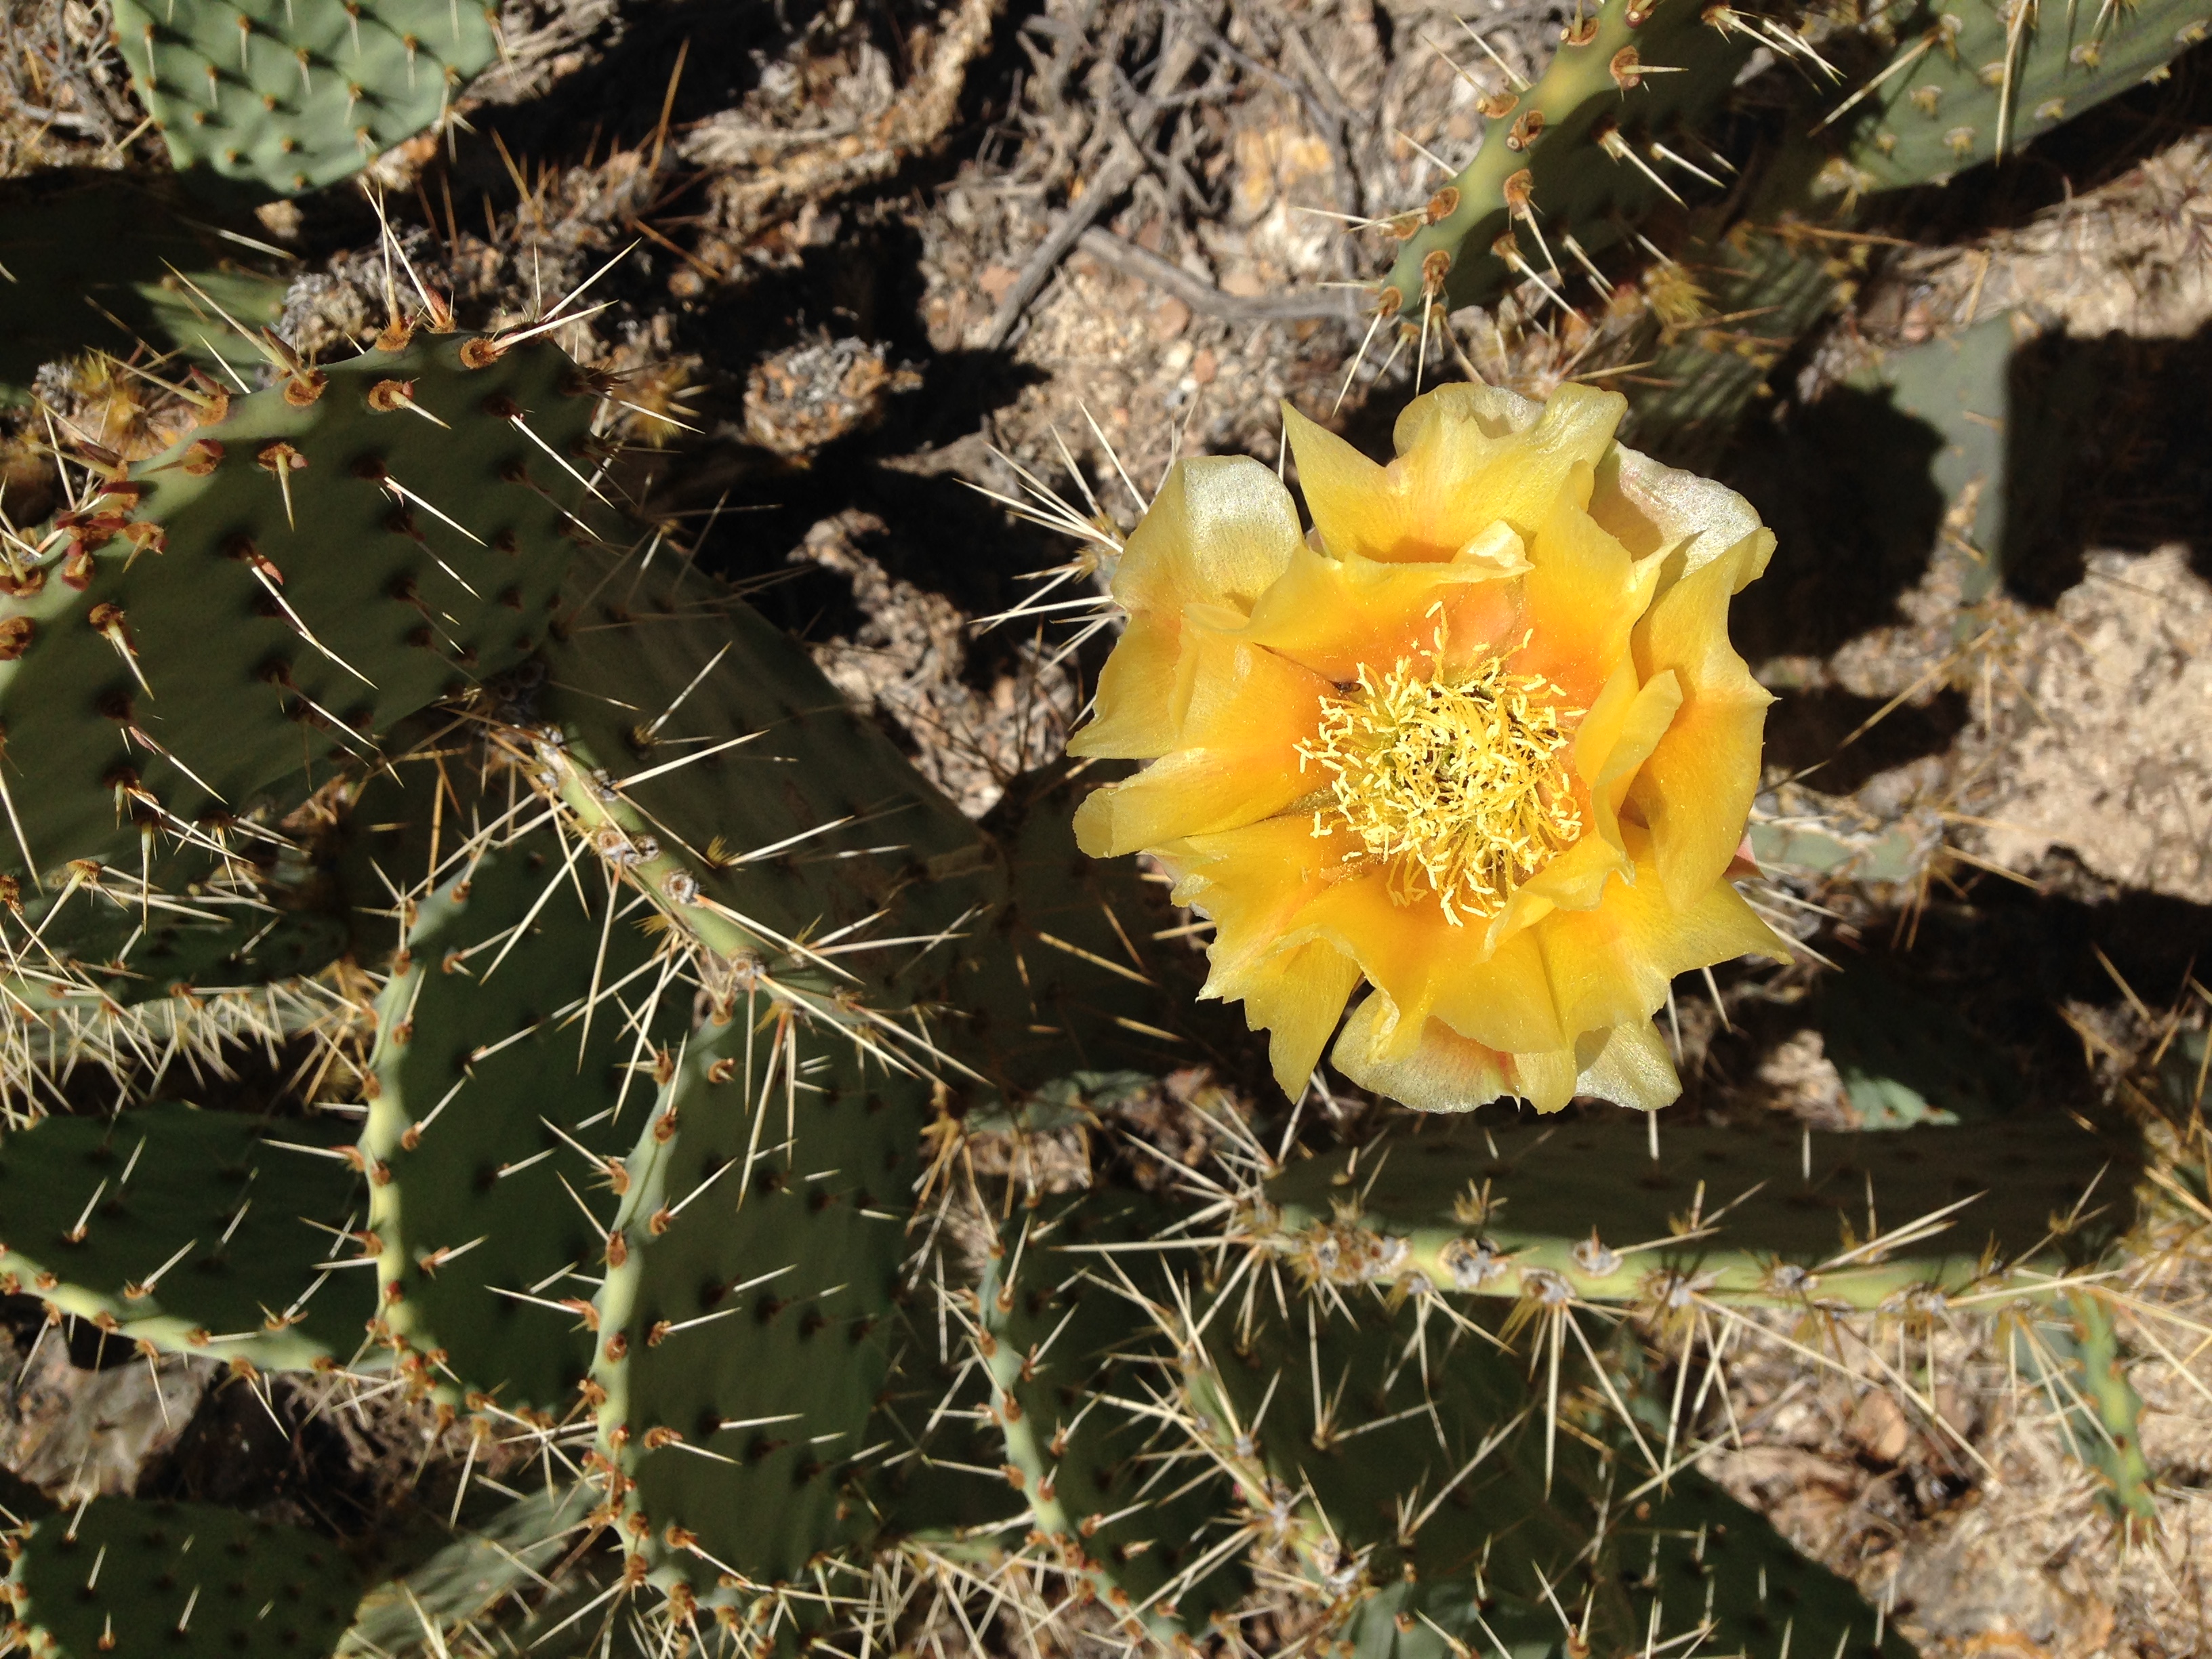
left=1298, top=656, right=1584, bottom=924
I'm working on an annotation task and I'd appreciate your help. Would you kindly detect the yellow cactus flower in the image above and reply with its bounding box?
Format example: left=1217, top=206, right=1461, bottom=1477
left=1067, top=382, right=1788, bottom=1113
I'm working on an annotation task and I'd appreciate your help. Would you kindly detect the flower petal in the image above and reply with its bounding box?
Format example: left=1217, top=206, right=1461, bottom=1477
left=1284, top=385, right=1625, bottom=566
left=1072, top=456, right=1304, bottom=759
left=1571, top=1018, right=1681, bottom=1111
left=1065, top=612, right=1182, bottom=758
left=1331, top=991, right=1517, bottom=1113
left=1240, top=938, right=1363, bottom=1099
left=1486, top=667, right=1680, bottom=947
left=1627, top=539, right=1775, bottom=909
left=1535, top=830, right=1788, bottom=1040
left=1158, top=815, right=1347, bottom=993
left=1110, top=454, right=1303, bottom=617
left=1235, top=539, right=1525, bottom=683
left=1071, top=632, right=1332, bottom=855
left=1513, top=461, right=1660, bottom=704
left=1513, top=1046, right=1580, bottom=1114
left=1290, top=870, right=1568, bottom=1054
left=1392, top=383, right=1628, bottom=551
left=1591, top=443, right=1774, bottom=587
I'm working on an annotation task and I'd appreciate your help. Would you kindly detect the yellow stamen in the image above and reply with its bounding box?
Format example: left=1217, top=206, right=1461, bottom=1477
left=1300, top=655, right=1583, bottom=924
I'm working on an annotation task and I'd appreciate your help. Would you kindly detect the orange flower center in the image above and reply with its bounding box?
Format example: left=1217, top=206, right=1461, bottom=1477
left=1298, top=656, right=1583, bottom=925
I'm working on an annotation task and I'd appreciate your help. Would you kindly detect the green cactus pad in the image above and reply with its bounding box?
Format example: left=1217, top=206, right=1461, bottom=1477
left=363, top=830, right=684, bottom=1411
left=933, top=762, right=1227, bottom=1104
left=3, top=834, right=350, bottom=1009
left=524, top=556, right=992, bottom=1015
left=1248, top=1115, right=2136, bottom=1312
left=112, top=0, right=498, bottom=200
left=5, top=1498, right=362, bottom=1659
left=1605, top=1474, right=1915, bottom=1658
left=1849, top=312, right=2018, bottom=601
left=527, top=567, right=1231, bottom=1111
left=2011, top=1291, right=2156, bottom=1529
left=0, top=331, right=594, bottom=888
left=0, top=174, right=286, bottom=401
left=1832, top=0, right=2211, bottom=191
left=344, top=1486, right=596, bottom=1651
left=587, top=1013, right=933, bottom=1594
left=0, top=1102, right=369, bottom=1371
left=970, top=1191, right=1249, bottom=1639
left=1378, top=0, right=1757, bottom=318
left=1185, top=1281, right=1614, bottom=1649
left=1191, top=1271, right=1910, bottom=1658
left=1619, top=220, right=1845, bottom=470
left=1749, top=811, right=1931, bottom=886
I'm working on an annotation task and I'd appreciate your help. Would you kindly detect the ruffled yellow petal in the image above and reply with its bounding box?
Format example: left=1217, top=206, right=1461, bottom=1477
left=1071, top=633, right=1332, bottom=855
left=1392, top=384, right=1628, bottom=549
left=1485, top=667, right=1677, bottom=947
left=1513, top=461, right=1661, bottom=706
left=1332, top=990, right=1583, bottom=1113
left=1626, top=538, right=1775, bottom=910
left=1158, top=815, right=1347, bottom=993
left=1331, top=991, right=1516, bottom=1113
left=1065, top=612, right=1182, bottom=758
left=1109, top=454, right=1303, bottom=617
left=1570, top=1018, right=1681, bottom=1112
left=1535, top=829, right=1788, bottom=1040
left=1425, top=928, right=1565, bottom=1055
left=1284, top=386, right=1624, bottom=567
left=1071, top=457, right=1303, bottom=760
left=1239, top=938, right=1364, bottom=1099
left=1290, top=870, right=1567, bottom=1054
left=1234, top=539, right=1526, bottom=683
left=1589, top=445, right=1774, bottom=588
left=1513, top=1046, right=1581, bottom=1114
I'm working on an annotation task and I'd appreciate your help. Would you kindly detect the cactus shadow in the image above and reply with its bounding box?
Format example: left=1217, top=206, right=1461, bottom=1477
left=1999, top=322, right=2212, bottom=605
left=459, top=1, right=846, bottom=168
left=1761, top=686, right=1970, bottom=797
left=1718, top=384, right=1951, bottom=663
left=614, top=213, right=1067, bottom=657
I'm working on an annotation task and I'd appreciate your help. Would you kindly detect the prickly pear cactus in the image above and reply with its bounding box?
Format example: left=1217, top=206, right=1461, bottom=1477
left=968, top=1193, right=1250, bottom=1641
left=0, top=329, right=596, bottom=893
left=112, top=0, right=499, bottom=199
left=1829, top=0, right=2212, bottom=190
left=0, top=1101, right=369, bottom=1370
left=584, top=1017, right=934, bottom=1622
left=1248, top=1114, right=2135, bottom=1312
left=361, top=830, right=689, bottom=1410
left=2011, top=1292, right=2157, bottom=1529
left=1376, top=0, right=1760, bottom=321
left=3, top=1498, right=363, bottom=1659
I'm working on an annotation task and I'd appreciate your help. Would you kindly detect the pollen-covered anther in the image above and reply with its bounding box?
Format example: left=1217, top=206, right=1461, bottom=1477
left=1298, top=655, right=1583, bottom=926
